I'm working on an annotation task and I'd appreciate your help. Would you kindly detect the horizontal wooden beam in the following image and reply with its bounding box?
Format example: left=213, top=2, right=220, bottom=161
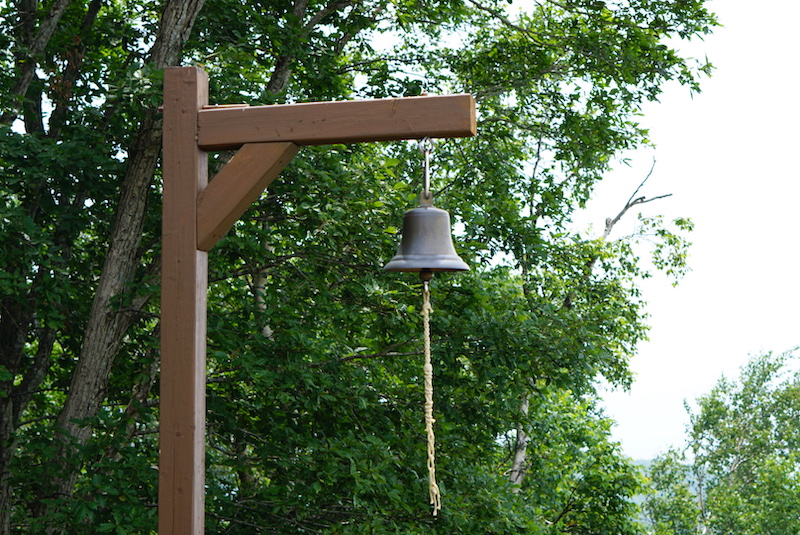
left=196, top=142, right=299, bottom=251
left=197, top=94, right=476, bottom=150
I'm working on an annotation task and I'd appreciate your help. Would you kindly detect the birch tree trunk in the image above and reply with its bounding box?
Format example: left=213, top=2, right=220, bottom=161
left=508, top=394, right=530, bottom=490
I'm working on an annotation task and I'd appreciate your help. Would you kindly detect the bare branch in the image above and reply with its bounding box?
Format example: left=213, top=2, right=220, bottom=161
left=305, top=0, right=354, bottom=31
left=602, top=159, right=672, bottom=240
left=309, top=342, right=419, bottom=368
left=560, top=161, right=672, bottom=312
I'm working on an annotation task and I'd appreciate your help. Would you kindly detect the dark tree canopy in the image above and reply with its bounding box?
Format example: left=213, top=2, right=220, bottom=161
left=0, top=0, right=714, bottom=533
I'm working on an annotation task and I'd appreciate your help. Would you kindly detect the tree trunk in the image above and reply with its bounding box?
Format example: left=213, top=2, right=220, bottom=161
left=37, top=0, right=207, bottom=522
left=508, top=394, right=530, bottom=490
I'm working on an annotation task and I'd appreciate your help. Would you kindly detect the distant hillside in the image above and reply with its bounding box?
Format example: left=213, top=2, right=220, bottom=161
left=633, top=458, right=655, bottom=470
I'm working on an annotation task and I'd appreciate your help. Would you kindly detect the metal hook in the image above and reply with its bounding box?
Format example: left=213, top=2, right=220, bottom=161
left=420, top=138, right=434, bottom=203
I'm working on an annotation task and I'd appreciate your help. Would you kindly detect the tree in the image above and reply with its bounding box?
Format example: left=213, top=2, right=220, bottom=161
left=644, top=350, right=800, bottom=535
left=0, top=0, right=715, bottom=532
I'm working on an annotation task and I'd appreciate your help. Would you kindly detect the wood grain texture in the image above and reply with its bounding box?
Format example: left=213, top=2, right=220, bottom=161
left=196, top=142, right=299, bottom=251
left=196, top=94, right=476, bottom=150
left=160, top=66, right=208, bottom=535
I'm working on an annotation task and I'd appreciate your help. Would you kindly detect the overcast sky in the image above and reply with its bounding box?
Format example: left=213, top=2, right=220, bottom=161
left=576, top=0, right=800, bottom=460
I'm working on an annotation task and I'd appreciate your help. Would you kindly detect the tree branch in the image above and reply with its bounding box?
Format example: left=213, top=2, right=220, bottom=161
left=602, top=159, right=671, bottom=240
left=309, top=342, right=419, bottom=368
left=47, top=0, right=103, bottom=139
left=1, top=0, right=75, bottom=125
left=465, top=0, right=546, bottom=45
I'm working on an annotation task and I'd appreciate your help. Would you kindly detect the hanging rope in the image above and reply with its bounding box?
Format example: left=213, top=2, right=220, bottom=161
left=421, top=279, right=441, bottom=516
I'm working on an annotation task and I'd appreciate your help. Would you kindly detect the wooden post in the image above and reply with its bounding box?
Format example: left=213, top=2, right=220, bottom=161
left=160, top=66, right=208, bottom=534
left=159, top=66, right=475, bottom=534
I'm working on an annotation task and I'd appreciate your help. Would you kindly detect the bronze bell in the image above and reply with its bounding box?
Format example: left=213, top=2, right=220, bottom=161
left=384, top=195, right=469, bottom=275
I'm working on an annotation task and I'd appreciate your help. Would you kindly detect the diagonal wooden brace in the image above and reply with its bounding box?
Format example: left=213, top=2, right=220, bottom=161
left=196, top=142, right=299, bottom=251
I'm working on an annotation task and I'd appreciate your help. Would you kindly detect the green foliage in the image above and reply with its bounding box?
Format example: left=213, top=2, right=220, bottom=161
left=0, top=0, right=715, bottom=532
left=636, top=214, right=694, bottom=283
left=645, top=450, right=700, bottom=535
left=645, top=350, right=800, bottom=535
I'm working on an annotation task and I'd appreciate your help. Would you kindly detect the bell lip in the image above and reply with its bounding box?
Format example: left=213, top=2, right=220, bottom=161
left=383, top=267, right=470, bottom=272
left=383, top=255, right=470, bottom=272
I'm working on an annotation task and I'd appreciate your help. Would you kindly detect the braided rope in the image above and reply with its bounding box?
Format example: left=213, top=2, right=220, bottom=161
left=422, top=280, right=441, bottom=516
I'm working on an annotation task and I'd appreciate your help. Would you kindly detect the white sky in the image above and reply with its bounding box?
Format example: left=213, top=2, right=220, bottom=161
left=577, top=0, right=800, bottom=460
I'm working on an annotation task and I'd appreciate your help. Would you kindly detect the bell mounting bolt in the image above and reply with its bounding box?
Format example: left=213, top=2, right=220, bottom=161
left=419, top=268, right=434, bottom=282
